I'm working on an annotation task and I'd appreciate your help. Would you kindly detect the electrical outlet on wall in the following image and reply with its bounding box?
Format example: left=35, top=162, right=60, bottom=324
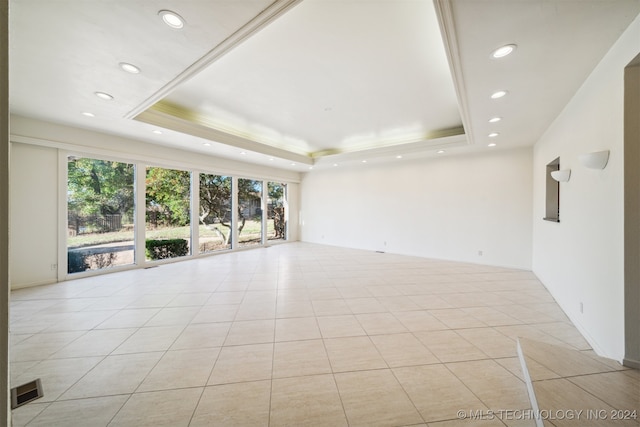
left=580, top=302, right=584, bottom=314
left=50, top=263, right=57, bottom=271
left=478, top=250, right=483, bottom=256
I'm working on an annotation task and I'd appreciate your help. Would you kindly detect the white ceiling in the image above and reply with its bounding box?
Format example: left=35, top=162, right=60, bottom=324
left=9, top=0, right=640, bottom=172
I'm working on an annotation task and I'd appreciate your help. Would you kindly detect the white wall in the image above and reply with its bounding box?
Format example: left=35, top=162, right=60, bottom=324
left=532, top=14, right=640, bottom=361
left=301, top=147, right=533, bottom=269
left=9, top=116, right=302, bottom=289
left=10, top=143, right=59, bottom=288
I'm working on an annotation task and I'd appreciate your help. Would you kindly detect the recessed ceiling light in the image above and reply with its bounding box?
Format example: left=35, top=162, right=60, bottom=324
left=309, top=166, right=314, bottom=170
left=489, top=117, right=502, bottom=123
left=437, top=150, right=445, bottom=154
left=333, top=163, right=338, bottom=167
left=240, top=151, right=246, bottom=155
left=81, top=112, right=95, bottom=117
left=203, top=143, right=211, bottom=146
left=491, top=90, right=508, bottom=99
left=158, top=10, right=184, bottom=29
left=119, top=62, right=141, bottom=74
left=95, top=91, right=113, bottom=100
left=396, top=155, right=403, bottom=159
left=488, top=143, right=497, bottom=147
left=269, top=158, right=274, bottom=161
left=152, top=130, right=162, bottom=135
left=488, top=132, right=500, bottom=138
left=491, top=44, right=517, bottom=59
left=291, top=163, right=296, bottom=166
left=362, top=160, right=367, bottom=163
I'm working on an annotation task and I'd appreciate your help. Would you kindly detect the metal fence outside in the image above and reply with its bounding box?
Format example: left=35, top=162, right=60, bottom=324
left=68, top=213, right=129, bottom=235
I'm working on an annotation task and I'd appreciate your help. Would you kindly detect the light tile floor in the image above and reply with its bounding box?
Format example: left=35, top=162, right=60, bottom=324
left=8, top=243, right=634, bottom=426
left=519, top=338, right=639, bottom=427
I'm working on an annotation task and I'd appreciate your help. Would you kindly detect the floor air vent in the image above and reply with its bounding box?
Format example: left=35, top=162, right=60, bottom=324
left=11, top=379, right=43, bottom=409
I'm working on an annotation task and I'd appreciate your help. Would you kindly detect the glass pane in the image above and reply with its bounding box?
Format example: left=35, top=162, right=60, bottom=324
left=199, top=173, right=232, bottom=253
left=67, top=157, right=135, bottom=274
left=145, top=167, right=191, bottom=260
left=238, top=178, right=262, bottom=247
left=267, top=182, right=287, bottom=241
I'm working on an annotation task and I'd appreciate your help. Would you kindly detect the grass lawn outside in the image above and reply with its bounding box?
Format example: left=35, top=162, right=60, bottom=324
left=67, top=220, right=280, bottom=249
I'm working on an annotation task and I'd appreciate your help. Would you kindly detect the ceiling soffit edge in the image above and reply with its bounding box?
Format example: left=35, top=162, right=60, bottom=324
left=124, top=0, right=303, bottom=120
left=314, top=133, right=469, bottom=165
left=143, top=100, right=311, bottom=157
left=134, top=107, right=313, bottom=165
left=432, top=0, right=474, bottom=146
left=139, top=101, right=466, bottom=165
left=309, top=126, right=466, bottom=158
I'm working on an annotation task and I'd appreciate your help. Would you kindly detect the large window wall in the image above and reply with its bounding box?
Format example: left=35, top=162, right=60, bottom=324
left=66, top=155, right=290, bottom=276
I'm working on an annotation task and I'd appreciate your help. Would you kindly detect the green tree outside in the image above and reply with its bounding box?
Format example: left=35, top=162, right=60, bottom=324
left=67, top=157, right=134, bottom=218
left=145, top=167, right=191, bottom=227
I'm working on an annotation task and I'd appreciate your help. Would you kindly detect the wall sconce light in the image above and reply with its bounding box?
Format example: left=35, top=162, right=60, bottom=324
left=579, top=150, right=610, bottom=169
left=550, top=169, right=571, bottom=182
